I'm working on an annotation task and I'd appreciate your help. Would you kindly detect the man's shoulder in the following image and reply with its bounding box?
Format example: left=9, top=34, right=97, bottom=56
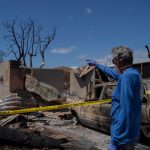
left=122, top=68, right=140, bottom=78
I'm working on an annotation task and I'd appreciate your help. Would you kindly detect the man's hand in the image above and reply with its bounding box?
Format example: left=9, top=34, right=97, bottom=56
left=86, top=59, right=97, bottom=66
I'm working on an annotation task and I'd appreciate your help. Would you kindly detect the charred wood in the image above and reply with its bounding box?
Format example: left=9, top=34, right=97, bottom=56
left=0, top=126, right=68, bottom=149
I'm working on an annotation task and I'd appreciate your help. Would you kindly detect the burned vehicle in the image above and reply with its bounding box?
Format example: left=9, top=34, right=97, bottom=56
left=70, top=63, right=150, bottom=140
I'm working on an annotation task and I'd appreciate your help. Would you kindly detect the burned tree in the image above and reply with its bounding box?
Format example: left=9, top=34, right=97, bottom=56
left=0, top=50, right=5, bottom=63
left=39, top=27, right=56, bottom=68
left=3, top=20, right=28, bottom=66
left=3, top=19, right=56, bottom=67
left=27, top=19, right=42, bottom=67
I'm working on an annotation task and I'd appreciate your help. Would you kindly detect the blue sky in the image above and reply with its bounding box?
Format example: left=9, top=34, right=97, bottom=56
left=0, top=0, right=150, bottom=68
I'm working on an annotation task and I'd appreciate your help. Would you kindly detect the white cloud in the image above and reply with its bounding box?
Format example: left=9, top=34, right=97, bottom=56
left=85, top=8, right=92, bottom=15
left=71, top=66, right=77, bottom=69
left=78, top=54, right=89, bottom=66
left=134, top=49, right=150, bottom=63
left=96, top=54, right=113, bottom=66
left=51, top=47, right=74, bottom=54
left=92, top=49, right=150, bottom=66
left=79, top=54, right=88, bottom=60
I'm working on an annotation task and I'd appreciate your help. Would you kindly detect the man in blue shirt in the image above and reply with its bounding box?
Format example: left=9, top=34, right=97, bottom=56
left=86, top=46, right=142, bottom=150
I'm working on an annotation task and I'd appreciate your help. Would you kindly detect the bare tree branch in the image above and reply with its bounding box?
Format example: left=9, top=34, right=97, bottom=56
left=0, top=50, right=5, bottom=63
left=3, top=19, right=56, bottom=67
left=39, top=27, right=56, bottom=68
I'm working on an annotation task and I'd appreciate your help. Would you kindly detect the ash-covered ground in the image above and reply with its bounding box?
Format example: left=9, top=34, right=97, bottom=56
left=0, top=109, right=149, bottom=150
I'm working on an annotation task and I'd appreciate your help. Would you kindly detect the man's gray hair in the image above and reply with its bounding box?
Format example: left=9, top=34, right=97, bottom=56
left=112, top=46, right=133, bottom=64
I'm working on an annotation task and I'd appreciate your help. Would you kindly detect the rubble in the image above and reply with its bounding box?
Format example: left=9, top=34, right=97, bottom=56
left=0, top=125, right=68, bottom=149
left=0, top=61, right=150, bottom=149
left=25, top=75, right=59, bottom=101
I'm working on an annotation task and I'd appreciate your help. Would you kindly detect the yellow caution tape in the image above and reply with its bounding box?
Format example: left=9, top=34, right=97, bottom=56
left=1, top=89, right=150, bottom=116
left=145, top=90, right=150, bottom=95
left=0, top=99, right=112, bottom=115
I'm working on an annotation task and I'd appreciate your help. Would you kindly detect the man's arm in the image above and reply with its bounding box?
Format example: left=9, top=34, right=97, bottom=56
left=86, top=59, right=119, bottom=81
left=96, top=64, right=119, bottom=81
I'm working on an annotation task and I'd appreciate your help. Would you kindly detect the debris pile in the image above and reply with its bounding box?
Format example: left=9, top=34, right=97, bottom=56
left=0, top=69, right=100, bottom=150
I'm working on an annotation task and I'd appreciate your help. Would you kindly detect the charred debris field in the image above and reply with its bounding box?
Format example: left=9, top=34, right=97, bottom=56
left=0, top=109, right=150, bottom=150
left=0, top=61, right=150, bottom=149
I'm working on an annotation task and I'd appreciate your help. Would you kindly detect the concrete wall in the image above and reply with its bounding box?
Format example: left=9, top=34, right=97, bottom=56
left=28, top=67, right=71, bottom=91
left=0, top=60, right=71, bottom=99
left=10, top=61, right=25, bottom=92
left=0, top=61, right=11, bottom=98
left=0, top=60, right=25, bottom=98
